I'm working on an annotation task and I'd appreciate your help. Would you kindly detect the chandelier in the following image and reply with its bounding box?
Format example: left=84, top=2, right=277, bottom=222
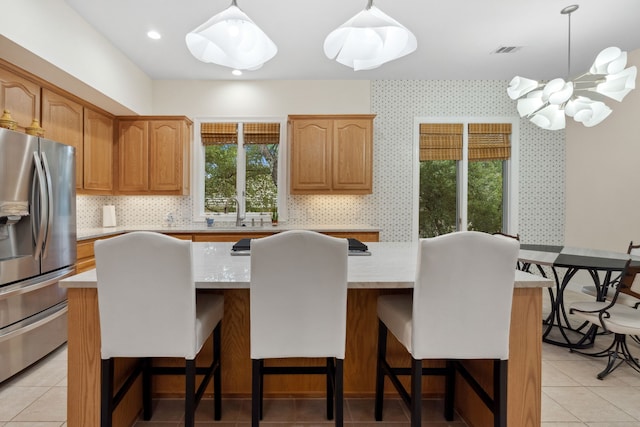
left=507, top=5, right=637, bottom=130
left=185, top=0, right=277, bottom=71
left=323, top=0, right=417, bottom=71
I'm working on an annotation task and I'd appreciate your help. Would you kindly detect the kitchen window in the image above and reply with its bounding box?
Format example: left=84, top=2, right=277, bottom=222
left=413, top=118, right=519, bottom=238
left=193, top=118, right=287, bottom=223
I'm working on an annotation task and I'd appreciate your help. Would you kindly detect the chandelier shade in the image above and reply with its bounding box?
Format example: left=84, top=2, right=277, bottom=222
left=185, top=0, right=277, bottom=71
left=565, top=97, right=612, bottom=127
left=507, top=6, right=636, bottom=130
left=323, top=1, right=417, bottom=71
left=590, top=47, right=627, bottom=74
left=590, top=66, right=638, bottom=101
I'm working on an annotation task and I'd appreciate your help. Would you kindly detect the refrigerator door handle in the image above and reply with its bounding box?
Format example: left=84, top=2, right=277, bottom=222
left=0, top=266, right=74, bottom=300
left=31, top=151, right=48, bottom=260
left=40, top=151, right=54, bottom=258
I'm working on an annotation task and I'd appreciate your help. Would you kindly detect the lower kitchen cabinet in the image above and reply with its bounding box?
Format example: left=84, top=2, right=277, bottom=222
left=75, top=235, right=122, bottom=273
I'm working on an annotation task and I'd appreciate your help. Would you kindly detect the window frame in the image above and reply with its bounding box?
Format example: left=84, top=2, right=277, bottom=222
left=412, top=116, right=519, bottom=240
left=192, top=117, right=288, bottom=223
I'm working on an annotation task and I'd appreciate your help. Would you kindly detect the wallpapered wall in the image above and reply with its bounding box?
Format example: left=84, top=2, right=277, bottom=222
left=77, top=80, right=565, bottom=244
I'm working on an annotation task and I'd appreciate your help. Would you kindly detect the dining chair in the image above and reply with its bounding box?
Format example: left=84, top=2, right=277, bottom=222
left=569, top=260, right=640, bottom=379
left=94, top=231, right=224, bottom=427
left=374, top=231, right=519, bottom=427
left=250, top=230, right=348, bottom=427
left=581, top=241, right=640, bottom=307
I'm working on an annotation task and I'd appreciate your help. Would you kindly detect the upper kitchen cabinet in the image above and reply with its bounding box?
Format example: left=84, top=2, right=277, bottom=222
left=42, top=89, right=114, bottom=194
left=41, top=89, right=84, bottom=189
left=83, top=108, right=114, bottom=194
left=0, top=66, right=40, bottom=132
left=116, top=116, right=191, bottom=195
left=289, top=115, right=375, bottom=194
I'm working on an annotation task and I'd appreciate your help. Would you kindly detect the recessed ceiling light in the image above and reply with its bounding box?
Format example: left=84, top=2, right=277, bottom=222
left=147, top=30, right=161, bottom=40
left=232, top=70, right=243, bottom=76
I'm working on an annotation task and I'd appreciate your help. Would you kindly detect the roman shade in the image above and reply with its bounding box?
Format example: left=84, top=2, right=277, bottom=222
left=201, top=122, right=280, bottom=145
left=419, top=123, right=463, bottom=161
left=243, top=123, right=280, bottom=144
left=419, top=123, right=511, bottom=161
left=201, top=122, right=238, bottom=145
left=468, top=123, right=511, bottom=161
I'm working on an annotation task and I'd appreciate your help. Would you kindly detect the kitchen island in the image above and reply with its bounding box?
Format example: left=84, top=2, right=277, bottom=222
left=61, top=242, right=551, bottom=427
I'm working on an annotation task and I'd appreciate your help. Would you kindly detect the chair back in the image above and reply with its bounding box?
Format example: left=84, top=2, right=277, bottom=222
left=412, top=231, right=519, bottom=360
left=627, top=242, right=640, bottom=294
left=95, top=232, right=197, bottom=359
left=250, top=230, right=348, bottom=359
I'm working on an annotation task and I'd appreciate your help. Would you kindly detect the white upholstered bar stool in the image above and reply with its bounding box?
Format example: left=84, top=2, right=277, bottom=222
left=94, top=231, right=224, bottom=427
left=375, top=231, right=519, bottom=427
left=250, top=230, right=348, bottom=427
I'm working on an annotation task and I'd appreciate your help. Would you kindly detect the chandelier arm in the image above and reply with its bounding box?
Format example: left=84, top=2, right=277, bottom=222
left=523, top=101, right=551, bottom=119
left=573, top=79, right=606, bottom=88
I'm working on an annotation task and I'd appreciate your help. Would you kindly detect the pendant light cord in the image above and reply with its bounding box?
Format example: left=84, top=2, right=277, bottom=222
left=561, top=5, right=579, bottom=77
left=567, top=11, right=571, bottom=76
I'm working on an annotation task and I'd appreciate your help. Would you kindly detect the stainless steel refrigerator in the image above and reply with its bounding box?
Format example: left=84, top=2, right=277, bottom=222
left=0, top=127, right=76, bottom=383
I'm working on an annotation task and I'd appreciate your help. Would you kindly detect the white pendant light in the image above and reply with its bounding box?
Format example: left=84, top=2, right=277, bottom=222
left=185, top=0, right=277, bottom=71
left=507, top=5, right=636, bottom=130
left=323, top=0, right=417, bottom=71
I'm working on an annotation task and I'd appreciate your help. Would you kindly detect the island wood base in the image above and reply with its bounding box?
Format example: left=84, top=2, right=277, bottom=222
left=67, top=287, right=542, bottom=427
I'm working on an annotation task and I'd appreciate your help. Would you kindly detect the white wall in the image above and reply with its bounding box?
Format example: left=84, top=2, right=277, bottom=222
left=0, top=0, right=152, bottom=115
left=151, top=80, right=371, bottom=116
left=565, top=49, right=640, bottom=251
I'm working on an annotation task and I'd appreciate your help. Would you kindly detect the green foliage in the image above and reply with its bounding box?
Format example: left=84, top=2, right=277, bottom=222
left=419, top=159, right=503, bottom=237
left=245, top=144, right=278, bottom=212
left=204, top=144, right=237, bottom=212
left=468, top=160, right=503, bottom=233
left=419, top=160, right=457, bottom=237
left=203, top=143, right=278, bottom=214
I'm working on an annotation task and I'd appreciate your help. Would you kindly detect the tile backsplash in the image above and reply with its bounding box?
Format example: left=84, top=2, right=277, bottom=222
left=76, top=195, right=193, bottom=229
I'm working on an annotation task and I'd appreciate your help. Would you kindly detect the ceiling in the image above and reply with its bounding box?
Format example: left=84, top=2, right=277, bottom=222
left=64, top=0, right=640, bottom=82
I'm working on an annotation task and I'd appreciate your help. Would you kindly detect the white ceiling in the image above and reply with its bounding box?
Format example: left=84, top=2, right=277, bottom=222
left=64, top=0, right=640, bottom=82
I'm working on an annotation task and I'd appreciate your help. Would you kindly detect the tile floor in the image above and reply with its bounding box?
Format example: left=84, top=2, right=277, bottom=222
left=3, top=289, right=640, bottom=426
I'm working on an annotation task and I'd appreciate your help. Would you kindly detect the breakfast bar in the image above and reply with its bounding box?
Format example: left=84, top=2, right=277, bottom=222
left=61, top=242, right=551, bottom=427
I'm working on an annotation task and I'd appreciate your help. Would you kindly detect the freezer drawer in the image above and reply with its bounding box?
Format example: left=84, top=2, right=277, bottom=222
left=0, top=301, right=67, bottom=383
left=0, top=267, right=73, bottom=329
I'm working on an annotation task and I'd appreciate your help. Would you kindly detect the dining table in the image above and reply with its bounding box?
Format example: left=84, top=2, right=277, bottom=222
left=518, top=244, right=640, bottom=348
left=60, top=241, right=551, bottom=427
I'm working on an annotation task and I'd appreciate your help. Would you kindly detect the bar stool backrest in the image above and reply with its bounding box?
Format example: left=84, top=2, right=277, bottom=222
left=412, top=231, right=520, bottom=360
left=250, top=230, right=348, bottom=359
left=95, top=231, right=197, bottom=359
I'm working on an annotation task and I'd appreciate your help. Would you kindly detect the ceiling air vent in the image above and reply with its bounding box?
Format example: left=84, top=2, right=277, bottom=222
left=493, top=46, right=522, bottom=54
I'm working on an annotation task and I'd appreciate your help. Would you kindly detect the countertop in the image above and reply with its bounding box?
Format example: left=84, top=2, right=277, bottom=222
left=77, top=224, right=381, bottom=240
left=62, top=242, right=552, bottom=290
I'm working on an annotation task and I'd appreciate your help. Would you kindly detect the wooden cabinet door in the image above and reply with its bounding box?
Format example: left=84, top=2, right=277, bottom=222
left=290, top=119, right=332, bottom=193
left=0, top=67, right=40, bottom=132
left=84, top=108, right=114, bottom=193
left=117, top=120, right=149, bottom=193
left=149, top=120, right=182, bottom=192
left=41, top=89, right=84, bottom=189
left=182, top=121, right=192, bottom=195
left=332, top=118, right=372, bottom=193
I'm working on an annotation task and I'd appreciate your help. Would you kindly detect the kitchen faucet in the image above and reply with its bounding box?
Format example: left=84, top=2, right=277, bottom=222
left=231, top=197, right=245, bottom=226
